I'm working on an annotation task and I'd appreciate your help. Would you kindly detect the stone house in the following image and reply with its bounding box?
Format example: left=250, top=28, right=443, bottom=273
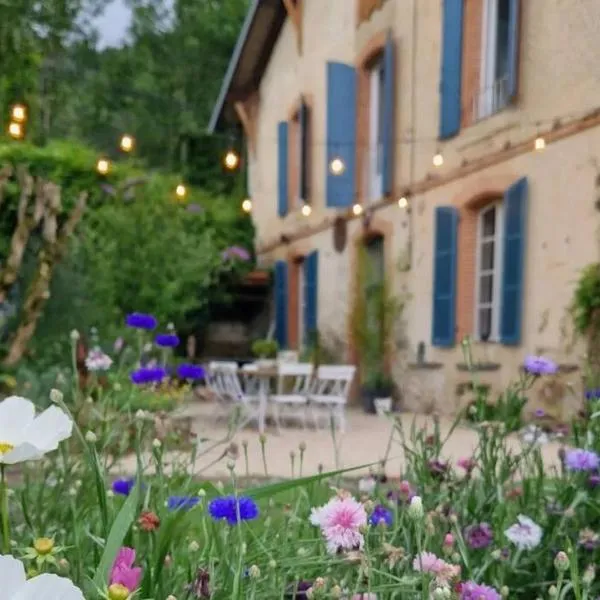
left=209, top=0, right=600, bottom=417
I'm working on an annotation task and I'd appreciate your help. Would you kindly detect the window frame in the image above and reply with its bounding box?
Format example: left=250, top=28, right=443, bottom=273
left=367, top=58, right=385, bottom=203
left=297, top=257, right=306, bottom=349
left=474, top=201, right=504, bottom=342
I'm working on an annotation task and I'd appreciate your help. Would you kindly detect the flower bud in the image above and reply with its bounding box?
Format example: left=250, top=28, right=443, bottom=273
left=108, top=584, right=129, bottom=600
left=152, top=438, right=162, bottom=449
left=57, top=558, right=70, bottom=572
left=70, top=329, right=80, bottom=341
left=248, top=565, right=260, bottom=579
left=554, top=551, right=570, bottom=572
left=166, top=596, right=177, bottom=600
left=583, top=565, right=596, bottom=587
left=501, top=586, right=509, bottom=598
left=188, top=540, right=200, bottom=552
left=135, top=409, right=147, bottom=421
left=85, top=430, right=97, bottom=443
left=268, top=559, right=277, bottom=569
left=331, top=585, right=342, bottom=598
left=49, top=389, right=63, bottom=404
left=408, top=496, right=423, bottom=519
left=548, top=586, right=558, bottom=597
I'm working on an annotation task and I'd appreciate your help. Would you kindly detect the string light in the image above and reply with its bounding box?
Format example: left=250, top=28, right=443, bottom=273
left=301, top=203, right=312, bottom=217
left=534, top=136, right=546, bottom=151
left=352, top=203, right=363, bottom=216
left=96, top=158, right=110, bottom=175
left=175, top=184, right=187, bottom=199
left=329, top=157, right=345, bottom=175
left=242, top=198, right=252, bottom=213
left=433, top=151, right=444, bottom=167
left=224, top=150, right=240, bottom=170
left=398, top=195, right=408, bottom=209
left=8, top=122, right=23, bottom=140
left=120, top=134, right=134, bottom=153
left=11, top=104, right=26, bottom=123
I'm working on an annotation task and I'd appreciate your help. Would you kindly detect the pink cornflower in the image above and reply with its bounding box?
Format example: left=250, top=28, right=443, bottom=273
left=110, top=547, right=142, bottom=592
left=412, top=551, right=460, bottom=583
left=310, top=494, right=367, bottom=554
left=457, top=457, right=476, bottom=472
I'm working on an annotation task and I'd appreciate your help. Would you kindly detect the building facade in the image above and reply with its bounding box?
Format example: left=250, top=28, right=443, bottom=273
left=210, top=0, right=600, bottom=417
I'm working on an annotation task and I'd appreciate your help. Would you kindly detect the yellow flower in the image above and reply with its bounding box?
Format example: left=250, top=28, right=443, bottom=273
left=33, top=537, right=54, bottom=555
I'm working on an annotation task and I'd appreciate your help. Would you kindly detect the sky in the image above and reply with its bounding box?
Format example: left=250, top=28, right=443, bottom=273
left=95, top=0, right=131, bottom=48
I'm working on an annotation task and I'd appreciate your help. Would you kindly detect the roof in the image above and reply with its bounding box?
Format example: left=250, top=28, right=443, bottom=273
left=208, top=0, right=287, bottom=133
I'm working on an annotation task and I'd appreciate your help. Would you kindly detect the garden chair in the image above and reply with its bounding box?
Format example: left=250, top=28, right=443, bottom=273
left=308, top=365, right=356, bottom=433
left=205, top=361, right=239, bottom=418
left=270, top=362, right=313, bottom=432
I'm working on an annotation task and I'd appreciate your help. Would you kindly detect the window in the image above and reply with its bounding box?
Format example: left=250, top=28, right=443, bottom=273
left=479, top=0, right=511, bottom=119
left=290, top=111, right=302, bottom=208
left=297, top=258, right=306, bottom=348
left=474, top=202, right=504, bottom=341
left=367, top=60, right=385, bottom=203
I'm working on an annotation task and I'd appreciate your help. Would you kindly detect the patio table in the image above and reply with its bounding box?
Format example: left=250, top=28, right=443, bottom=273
left=241, top=363, right=278, bottom=434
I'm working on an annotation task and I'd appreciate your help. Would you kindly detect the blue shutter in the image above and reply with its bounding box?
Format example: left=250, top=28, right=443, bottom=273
left=277, top=121, right=288, bottom=218
left=274, top=261, right=288, bottom=348
left=303, top=250, right=318, bottom=345
left=507, top=0, right=521, bottom=101
left=299, top=99, right=310, bottom=202
left=382, top=32, right=395, bottom=196
left=326, top=62, right=356, bottom=207
left=500, top=177, right=528, bottom=345
left=439, top=0, right=464, bottom=139
left=431, top=206, right=458, bottom=347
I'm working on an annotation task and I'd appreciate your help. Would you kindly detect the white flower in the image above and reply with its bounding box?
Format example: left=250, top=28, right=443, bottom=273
left=408, top=495, right=424, bottom=519
left=84, top=348, right=113, bottom=372
left=0, top=554, right=83, bottom=600
left=358, top=476, right=377, bottom=495
left=0, top=396, right=73, bottom=465
left=504, top=514, right=543, bottom=549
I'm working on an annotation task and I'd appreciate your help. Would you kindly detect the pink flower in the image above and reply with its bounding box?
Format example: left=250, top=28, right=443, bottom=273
left=310, top=495, right=367, bottom=554
left=110, top=547, right=142, bottom=592
left=412, top=551, right=460, bottom=582
left=457, top=457, right=476, bottom=472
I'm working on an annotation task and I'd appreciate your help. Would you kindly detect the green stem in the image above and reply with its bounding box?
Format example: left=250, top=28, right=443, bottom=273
left=1, top=465, right=10, bottom=554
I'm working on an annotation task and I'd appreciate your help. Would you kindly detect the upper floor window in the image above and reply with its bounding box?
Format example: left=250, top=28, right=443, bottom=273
left=366, top=58, right=385, bottom=203
left=475, top=201, right=504, bottom=342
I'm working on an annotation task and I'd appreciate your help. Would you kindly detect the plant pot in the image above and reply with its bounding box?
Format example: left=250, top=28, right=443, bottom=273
left=361, top=384, right=394, bottom=414
left=374, top=397, right=392, bottom=416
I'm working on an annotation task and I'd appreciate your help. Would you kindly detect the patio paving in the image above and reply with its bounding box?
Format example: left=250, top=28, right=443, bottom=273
left=118, top=401, right=564, bottom=481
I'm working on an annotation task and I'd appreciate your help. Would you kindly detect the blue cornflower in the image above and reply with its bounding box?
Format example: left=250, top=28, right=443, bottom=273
left=523, top=355, right=558, bottom=376
left=155, top=333, right=180, bottom=348
left=130, top=367, right=167, bottom=385
left=112, top=478, right=135, bottom=496
left=369, top=504, right=393, bottom=527
left=585, top=388, right=600, bottom=401
left=125, top=312, right=158, bottom=330
left=177, top=363, right=205, bottom=381
left=208, top=495, right=259, bottom=525
left=167, top=496, right=200, bottom=511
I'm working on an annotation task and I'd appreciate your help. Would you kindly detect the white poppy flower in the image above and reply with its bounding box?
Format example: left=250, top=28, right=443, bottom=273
left=0, top=554, right=84, bottom=599
left=504, top=514, right=543, bottom=550
left=0, top=396, right=73, bottom=465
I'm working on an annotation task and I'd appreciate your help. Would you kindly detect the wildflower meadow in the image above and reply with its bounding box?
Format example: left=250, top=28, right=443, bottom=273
left=0, top=315, right=599, bottom=599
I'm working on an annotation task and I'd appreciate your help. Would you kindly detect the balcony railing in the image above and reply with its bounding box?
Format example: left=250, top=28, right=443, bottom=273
left=471, top=75, right=510, bottom=123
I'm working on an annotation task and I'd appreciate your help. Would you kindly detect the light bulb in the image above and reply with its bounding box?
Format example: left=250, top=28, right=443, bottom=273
left=301, top=203, right=311, bottom=217
left=352, top=203, right=363, bottom=216
left=433, top=152, right=444, bottom=167
left=96, top=158, right=110, bottom=175
left=120, top=134, right=134, bottom=152
left=242, top=198, right=252, bottom=213
left=224, top=150, right=239, bottom=170
left=8, top=122, right=23, bottom=139
left=11, top=104, right=26, bottom=123
left=534, top=136, right=546, bottom=151
left=175, top=184, right=187, bottom=198
left=398, top=196, right=408, bottom=209
left=329, top=157, right=345, bottom=175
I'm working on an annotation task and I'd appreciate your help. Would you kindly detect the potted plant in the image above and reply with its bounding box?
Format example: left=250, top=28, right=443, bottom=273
left=251, top=338, right=279, bottom=366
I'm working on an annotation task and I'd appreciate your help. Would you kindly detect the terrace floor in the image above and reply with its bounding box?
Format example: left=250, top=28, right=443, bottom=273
left=119, top=401, right=564, bottom=480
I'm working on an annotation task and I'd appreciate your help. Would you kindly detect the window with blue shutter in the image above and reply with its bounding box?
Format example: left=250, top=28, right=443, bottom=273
left=277, top=121, right=289, bottom=218
left=326, top=62, right=357, bottom=207
left=382, top=32, right=395, bottom=196
left=432, top=206, right=459, bottom=347
left=439, top=0, right=464, bottom=139
left=299, top=99, right=310, bottom=203
left=274, top=260, right=289, bottom=349
left=500, top=177, right=528, bottom=345
left=303, top=250, right=318, bottom=345
left=507, top=0, right=521, bottom=101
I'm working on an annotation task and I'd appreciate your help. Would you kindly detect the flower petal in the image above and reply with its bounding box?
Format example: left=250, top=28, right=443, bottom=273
left=0, top=397, right=35, bottom=444
left=12, top=573, right=84, bottom=600
left=22, top=406, right=73, bottom=452
left=0, top=443, right=44, bottom=465
left=0, top=554, right=26, bottom=600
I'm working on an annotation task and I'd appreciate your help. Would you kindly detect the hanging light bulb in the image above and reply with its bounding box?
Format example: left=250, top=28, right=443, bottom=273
left=329, top=157, right=345, bottom=176
left=175, top=184, right=187, bottom=199
left=120, top=134, right=134, bottom=153
left=433, top=152, right=444, bottom=167
left=352, top=203, right=363, bottom=216
left=96, top=158, right=110, bottom=175
left=301, top=203, right=312, bottom=217
left=8, top=122, right=23, bottom=139
left=534, top=136, right=546, bottom=151
left=11, top=104, right=26, bottom=123
left=224, top=149, right=240, bottom=170
left=398, top=195, right=408, bottom=209
left=241, top=198, right=252, bottom=213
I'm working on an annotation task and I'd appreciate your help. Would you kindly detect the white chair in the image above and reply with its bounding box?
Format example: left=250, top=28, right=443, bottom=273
left=308, top=365, right=356, bottom=432
left=210, top=364, right=261, bottom=429
left=277, top=350, right=299, bottom=364
left=205, top=362, right=239, bottom=418
left=270, top=362, right=313, bottom=431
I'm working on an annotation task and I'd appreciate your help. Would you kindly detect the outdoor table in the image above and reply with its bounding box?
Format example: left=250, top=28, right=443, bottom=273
left=241, top=362, right=278, bottom=434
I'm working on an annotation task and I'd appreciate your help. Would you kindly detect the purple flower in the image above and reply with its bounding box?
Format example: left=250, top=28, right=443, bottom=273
left=125, top=313, right=157, bottom=330
left=564, top=448, right=600, bottom=472
left=534, top=408, right=545, bottom=417
left=221, top=246, right=251, bottom=262
left=589, top=474, right=600, bottom=488
left=177, top=363, right=205, bottom=380
left=523, top=355, right=558, bottom=375
left=428, top=459, right=449, bottom=479
left=130, top=367, right=167, bottom=385
left=585, top=388, right=600, bottom=401
left=112, top=478, right=135, bottom=496
left=464, top=522, right=494, bottom=549
left=155, top=333, right=180, bottom=348
left=369, top=504, right=393, bottom=527
left=460, top=581, right=501, bottom=600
